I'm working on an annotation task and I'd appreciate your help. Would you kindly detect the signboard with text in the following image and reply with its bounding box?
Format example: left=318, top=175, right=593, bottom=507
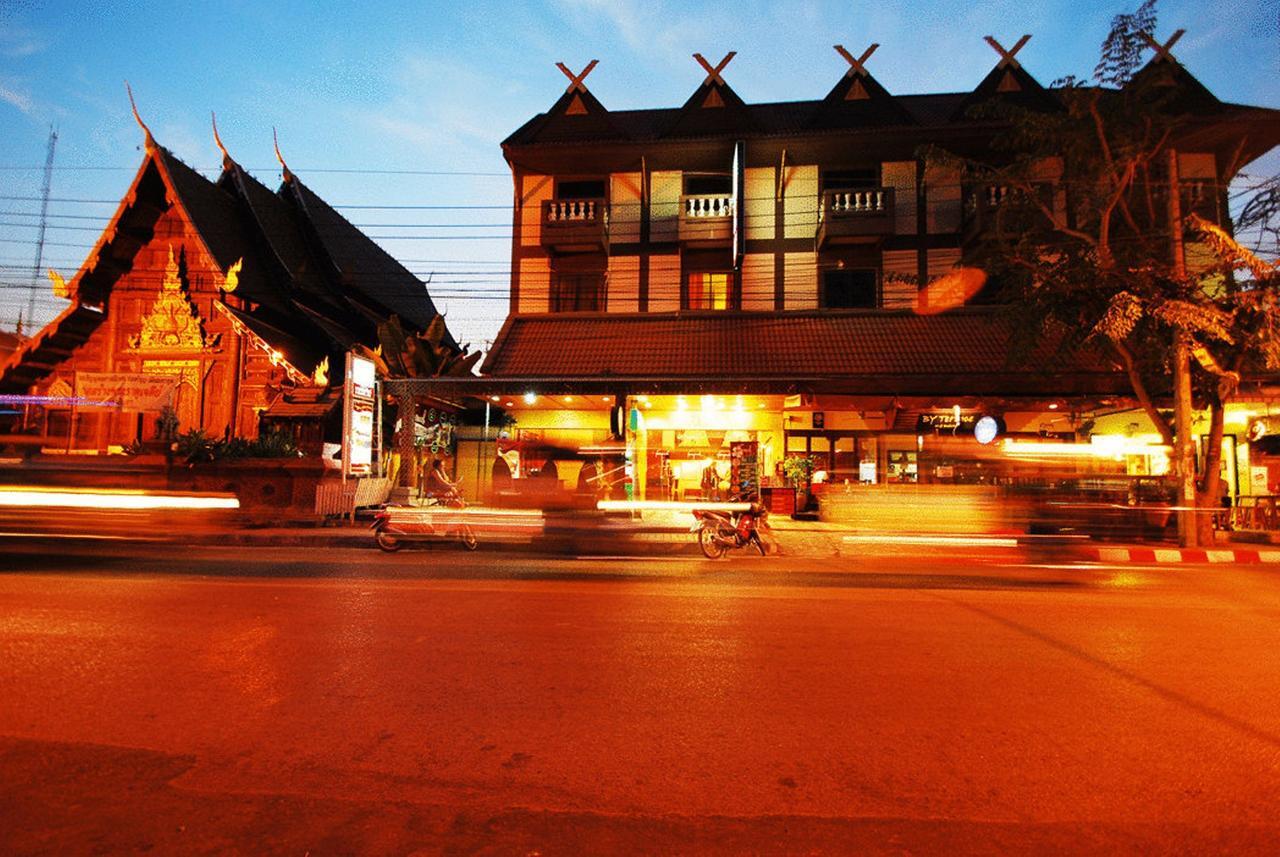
left=74, top=372, right=179, bottom=411
left=342, top=353, right=377, bottom=478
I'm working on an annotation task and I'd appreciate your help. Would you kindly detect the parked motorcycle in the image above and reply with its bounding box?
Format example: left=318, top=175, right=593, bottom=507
left=372, top=481, right=478, bottom=551
left=691, top=496, right=769, bottom=559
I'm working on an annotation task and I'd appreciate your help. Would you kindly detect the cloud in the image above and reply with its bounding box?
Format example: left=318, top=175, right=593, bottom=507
left=0, top=80, right=33, bottom=114
left=0, top=25, right=45, bottom=58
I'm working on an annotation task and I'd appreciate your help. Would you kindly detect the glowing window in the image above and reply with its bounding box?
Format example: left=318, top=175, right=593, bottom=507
left=686, top=272, right=732, bottom=310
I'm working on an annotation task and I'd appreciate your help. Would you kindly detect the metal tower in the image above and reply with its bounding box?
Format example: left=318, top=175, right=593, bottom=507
left=26, top=125, right=58, bottom=328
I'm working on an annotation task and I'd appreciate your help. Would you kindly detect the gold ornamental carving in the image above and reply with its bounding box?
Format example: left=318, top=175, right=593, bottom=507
left=129, top=244, right=219, bottom=352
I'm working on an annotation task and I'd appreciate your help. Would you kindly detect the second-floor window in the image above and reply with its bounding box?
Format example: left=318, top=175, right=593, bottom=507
left=822, top=269, right=878, bottom=309
left=551, top=271, right=605, bottom=312
left=686, top=272, right=734, bottom=310
left=556, top=179, right=606, bottom=200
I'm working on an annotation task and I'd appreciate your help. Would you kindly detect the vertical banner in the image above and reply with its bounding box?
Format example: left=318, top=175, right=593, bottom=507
left=732, top=139, right=745, bottom=269
left=342, top=352, right=377, bottom=479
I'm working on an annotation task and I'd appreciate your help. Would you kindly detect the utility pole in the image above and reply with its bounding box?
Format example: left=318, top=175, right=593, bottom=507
left=26, top=125, right=58, bottom=329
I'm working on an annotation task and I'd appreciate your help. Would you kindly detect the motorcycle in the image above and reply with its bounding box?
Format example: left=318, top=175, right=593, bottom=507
left=372, top=480, right=478, bottom=552
left=691, top=496, right=770, bottom=559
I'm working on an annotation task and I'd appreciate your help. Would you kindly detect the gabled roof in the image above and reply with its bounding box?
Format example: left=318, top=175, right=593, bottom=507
left=519, top=63, right=627, bottom=144
left=281, top=176, right=458, bottom=348
left=810, top=44, right=916, bottom=130
left=951, top=37, right=1061, bottom=120
left=664, top=53, right=753, bottom=139
left=480, top=310, right=1123, bottom=396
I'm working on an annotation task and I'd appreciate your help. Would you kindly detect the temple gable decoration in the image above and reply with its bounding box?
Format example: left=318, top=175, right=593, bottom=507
left=129, top=245, right=219, bottom=352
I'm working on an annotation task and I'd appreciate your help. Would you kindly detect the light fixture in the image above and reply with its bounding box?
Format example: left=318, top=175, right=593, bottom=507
left=505, top=401, right=514, bottom=407
left=490, top=395, right=500, bottom=402
left=601, top=396, right=611, bottom=402
left=565, top=395, right=574, bottom=402
left=524, top=391, right=537, bottom=405
left=1048, top=403, right=1059, bottom=410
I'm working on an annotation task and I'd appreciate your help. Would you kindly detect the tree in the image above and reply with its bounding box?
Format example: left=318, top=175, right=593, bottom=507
left=937, top=0, right=1280, bottom=546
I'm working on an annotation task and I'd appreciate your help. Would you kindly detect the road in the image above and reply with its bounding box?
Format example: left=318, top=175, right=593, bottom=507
left=2, top=541, right=1279, bottom=855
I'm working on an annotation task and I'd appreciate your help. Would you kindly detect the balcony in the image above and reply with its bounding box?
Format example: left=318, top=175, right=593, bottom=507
left=962, top=183, right=1055, bottom=243
left=678, top=194, right=734, bottom=245
left=541, top=198, right=608, bottom=254
left=816, top=187, right=895, bottom=247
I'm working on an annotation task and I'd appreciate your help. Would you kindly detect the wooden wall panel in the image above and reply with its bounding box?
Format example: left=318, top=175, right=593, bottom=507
left=649, top=171, right=682, bottom=242
left=744, top=167, right=774, bottom=240
left=741, top=252, right=775, bottom=310
left=520, top=174, right=553, bottom=248
left=925, top=164, right=961, bottom=233
left=882, top=248, right=918, bottom=310
left=648, top=254, right=681, bottom=312
left=882, top=161, right=917, bottom=235
left=610, top=172, right=642, bottom=243
left=517, top=257, right=550, bottom=313
left=783, top=164, right=819, bottom=240
left=783, top=250, right=817, bottom=309
left=607, top=255, right=640, bottom=312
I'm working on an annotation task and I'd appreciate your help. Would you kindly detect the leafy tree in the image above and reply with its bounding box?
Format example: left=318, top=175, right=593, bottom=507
left=938, top=1, right=1279, bottom=545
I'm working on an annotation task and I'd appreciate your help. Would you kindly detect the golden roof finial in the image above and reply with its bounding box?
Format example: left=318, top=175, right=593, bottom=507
left=272, top=127, right=294, bottom=184
left=312, top=355, right=330, bottom=387
left=222, top=257, right=243, bottom=293
left=211, top=110, right=234, bottom=170
left=125, top=81, right=155, bottom=152
left=47, top=268, right=71, bottom=299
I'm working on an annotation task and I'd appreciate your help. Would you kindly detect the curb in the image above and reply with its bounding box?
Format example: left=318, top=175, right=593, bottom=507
left=1085, top=547, right=1280, bottom=564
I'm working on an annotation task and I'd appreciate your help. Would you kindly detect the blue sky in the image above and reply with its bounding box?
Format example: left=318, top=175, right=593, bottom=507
left=1, top=0, right=1276, bottom=350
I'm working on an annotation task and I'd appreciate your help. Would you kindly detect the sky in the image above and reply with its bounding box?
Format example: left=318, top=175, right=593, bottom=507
left=1, top=0, right=1276, bottom=352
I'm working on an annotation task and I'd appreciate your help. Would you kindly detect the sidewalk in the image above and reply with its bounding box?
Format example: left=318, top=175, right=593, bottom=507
left=190, top=511, right=1280, bottom=565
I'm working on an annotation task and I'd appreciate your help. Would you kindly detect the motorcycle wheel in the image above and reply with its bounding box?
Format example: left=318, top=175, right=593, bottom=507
left=375, top=530, right=404, bottom=552
left=698, top=525, right=726, bottom=559
left=752, top=533, right=768, bottom=556
left=460, top=525, right=478, bottom=551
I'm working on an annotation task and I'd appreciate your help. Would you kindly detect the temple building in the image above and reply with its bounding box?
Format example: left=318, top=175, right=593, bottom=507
left=0, top=105, right=461, bottom=456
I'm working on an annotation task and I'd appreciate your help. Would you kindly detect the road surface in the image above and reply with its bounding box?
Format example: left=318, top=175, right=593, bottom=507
left=2, top=541, right=1279, bottom=854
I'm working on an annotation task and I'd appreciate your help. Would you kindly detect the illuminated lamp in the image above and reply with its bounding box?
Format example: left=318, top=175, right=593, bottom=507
left=505, top=401, right=514, bottom=407
left=524, top=391, right=537, bottom=405
left=565, top=395, right=574, bottom=402
left=1048, top=403, right=1059, bottom=410
left=490, top=395, right=500, bottom=402
left=601, top=396, right=611, bottom=402
left=974, top=415, right=1000, bottom=445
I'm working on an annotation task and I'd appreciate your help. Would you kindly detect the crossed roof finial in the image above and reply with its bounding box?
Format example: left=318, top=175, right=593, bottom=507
left=556, top=60, right=599, bottom=94
left=834, top=44, right=879, bottom=78
left=693, top=52, right=736, bottom=86
left=1138, top=28, right=1185, bottom=63
left=124, top=81, right=155, bottom=152
left=983, top=34, right=1031, bottom=69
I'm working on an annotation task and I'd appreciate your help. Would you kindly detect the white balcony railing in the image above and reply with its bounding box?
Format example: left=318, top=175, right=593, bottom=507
left=825, top=188, right=887, bottom=215
left=544, top=198, right=604, bottom=224
left=683, top=194, right=735, bottom=219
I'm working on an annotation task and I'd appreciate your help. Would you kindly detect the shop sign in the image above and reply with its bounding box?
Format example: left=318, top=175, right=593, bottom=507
left=917, top=413, right=979, bottom=432
left=342, top=352, right=377, bottom=477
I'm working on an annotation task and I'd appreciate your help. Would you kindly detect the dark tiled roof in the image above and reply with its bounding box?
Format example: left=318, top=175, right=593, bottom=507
left=284, top=178, right=457, bottom=346
left=480, top=310, right=1120, bottom=395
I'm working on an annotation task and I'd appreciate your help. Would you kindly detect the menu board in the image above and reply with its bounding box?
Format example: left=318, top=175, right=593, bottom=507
left=729, top=441, right=759, bottom=499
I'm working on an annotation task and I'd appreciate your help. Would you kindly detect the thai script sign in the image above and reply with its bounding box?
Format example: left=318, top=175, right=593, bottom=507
left=74, top=372, right=179, bottom=411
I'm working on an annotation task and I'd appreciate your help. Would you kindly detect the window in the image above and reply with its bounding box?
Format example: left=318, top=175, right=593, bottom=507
left=822, top=168, right=878, bottom=191
left=684, top=174, right=732, bottom=196
left=556, top=179, right=606, bottom=200
left=686, top=272, right=734, bottom=310
left=822, top=269, right=878, bottom=308
left=551, top=272, right=605, bottom=312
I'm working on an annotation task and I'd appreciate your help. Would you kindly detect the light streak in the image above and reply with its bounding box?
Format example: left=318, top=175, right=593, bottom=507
left=0, top=487, right=240, bottom=510
left=597, top=500, right=751, bottom=513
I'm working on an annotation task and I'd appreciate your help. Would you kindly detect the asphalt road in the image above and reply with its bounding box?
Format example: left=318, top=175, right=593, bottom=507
left=2, top=542, right=1279, bottom=855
